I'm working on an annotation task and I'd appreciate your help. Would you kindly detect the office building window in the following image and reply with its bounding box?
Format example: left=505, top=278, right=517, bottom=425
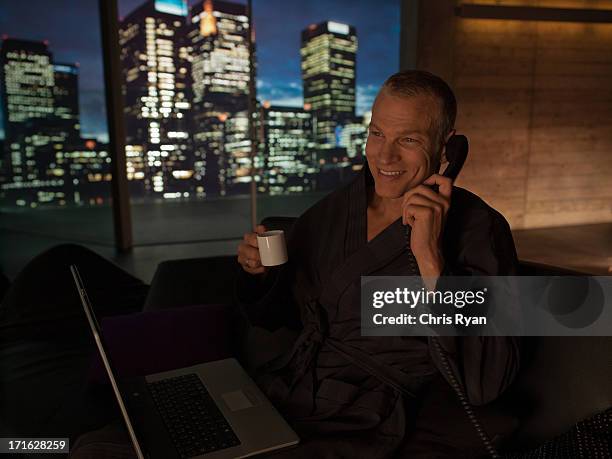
left=0, top=1, right=114, bottom=248
left=116, top=0, right=399, bottom=242
left=0, top=0, right=399, bottom=248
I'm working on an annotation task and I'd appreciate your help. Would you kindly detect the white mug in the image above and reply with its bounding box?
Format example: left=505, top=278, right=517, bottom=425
left=257, top=230, right=288, bottom=266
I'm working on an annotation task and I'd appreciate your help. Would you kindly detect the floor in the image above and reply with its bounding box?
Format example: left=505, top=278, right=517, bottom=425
left=0, top=193, right=324, bottom=284
left=0, top=228, right=239, bottom=284
left=512, top=223, right=612, bottom=276
left=1, top=222, right=610, bottom=284
left=0, top=194, right=325, bottom=246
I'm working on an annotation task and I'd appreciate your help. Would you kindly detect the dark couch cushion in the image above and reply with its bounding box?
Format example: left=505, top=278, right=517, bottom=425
left=401, top=374, right=518, bottom=458
left=143, top=256, right=238, bottom=310
left=502, top=336, right=612, bottom=449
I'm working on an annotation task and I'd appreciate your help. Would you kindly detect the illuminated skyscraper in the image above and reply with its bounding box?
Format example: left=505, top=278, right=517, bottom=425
left=0, top=123, right=67, bottom=206
left=261, top=104, right=316, bottom=195
left=301, top=21, right=357, bottom=149
left=0, top=38, right=55, bottom=182
left=186, top=0, right=252, bottom=197
left=53, top=63, right=80, bottom=140
left=119, top=0, right=193, bottom=200
left=0, top=38, right=109, bottom=207
left=60, top=139, right=113, bottom=206
left=1, top=131, right=112, bottom=207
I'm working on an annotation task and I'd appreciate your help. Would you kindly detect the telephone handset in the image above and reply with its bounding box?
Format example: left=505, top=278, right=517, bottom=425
left=403, top=133, right=468, bottom=229
left=402, top=133, right=468, bottom=239
left=404, top=135, right=500, bottom=458
left=440, top=134, right=468, bottom=181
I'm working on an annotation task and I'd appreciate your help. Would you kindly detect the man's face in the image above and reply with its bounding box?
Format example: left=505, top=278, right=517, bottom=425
left=365, top=89, right=443, bottom=199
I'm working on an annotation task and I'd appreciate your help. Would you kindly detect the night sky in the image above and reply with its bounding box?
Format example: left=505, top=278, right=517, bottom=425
left=0, top=0, right=400, bottom=141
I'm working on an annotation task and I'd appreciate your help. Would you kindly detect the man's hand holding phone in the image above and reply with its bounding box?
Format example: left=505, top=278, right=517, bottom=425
left=401, top=173, right=452, bottom=282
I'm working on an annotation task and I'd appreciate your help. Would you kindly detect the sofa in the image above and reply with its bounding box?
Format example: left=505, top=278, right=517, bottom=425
left=114, top=216, right=612, bottom=454
left=1, top=216, right=611, bottom=457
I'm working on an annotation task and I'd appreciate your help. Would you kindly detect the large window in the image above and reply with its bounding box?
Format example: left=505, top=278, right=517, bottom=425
left=117, top=0, right=400, bottom=243
left=0, top=0, right=114, bottom=252
left=254, top=0, right=400, bottom=224
left=1, top=0, right=400, bottom=250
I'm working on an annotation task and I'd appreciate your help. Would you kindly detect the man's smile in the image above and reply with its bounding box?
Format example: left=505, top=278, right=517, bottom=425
left=377, top=167, right=406, bottom=180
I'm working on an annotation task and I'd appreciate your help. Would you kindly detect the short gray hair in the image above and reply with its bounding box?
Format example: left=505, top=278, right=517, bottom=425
left=382, top=70, right=457, bottom=146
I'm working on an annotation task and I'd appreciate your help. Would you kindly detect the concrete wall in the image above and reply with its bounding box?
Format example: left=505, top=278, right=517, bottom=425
left=416, top=0, right=612, bottom=229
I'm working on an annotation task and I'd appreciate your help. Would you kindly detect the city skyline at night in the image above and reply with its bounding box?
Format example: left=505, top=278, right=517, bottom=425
left=0, top=0, right=400, bottom=141
left=1, top=0, right=399, bottom=206
left=0, top=37, right=113, bottom=207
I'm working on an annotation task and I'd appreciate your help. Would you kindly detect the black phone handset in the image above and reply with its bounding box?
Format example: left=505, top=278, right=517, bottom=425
left=402, top=133, right=467, bottom=241
left=440, top=134, right=468, bottom=181
left=406, top=135, right=501, bottom=459
left=402, top=133, right=468, bottom=249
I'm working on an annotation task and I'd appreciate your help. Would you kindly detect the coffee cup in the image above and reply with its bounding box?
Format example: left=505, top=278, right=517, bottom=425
left=256, top=230, right=288, bottom=266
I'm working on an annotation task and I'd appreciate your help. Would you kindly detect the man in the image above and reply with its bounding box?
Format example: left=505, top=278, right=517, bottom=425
left=236, top=70, right=520, bottom=457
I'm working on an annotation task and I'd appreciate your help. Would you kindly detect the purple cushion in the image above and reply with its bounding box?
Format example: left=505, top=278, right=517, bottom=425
left=87, top=303, right=233, bottom=384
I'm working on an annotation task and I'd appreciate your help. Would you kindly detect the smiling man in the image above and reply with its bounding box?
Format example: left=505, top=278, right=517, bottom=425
left=236, top=70, right=521, bottom=457
left=366, top=73, right=457, bottom=284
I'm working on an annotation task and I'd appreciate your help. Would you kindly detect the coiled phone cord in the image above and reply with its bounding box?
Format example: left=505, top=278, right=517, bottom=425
left=430, top=336, right=501, bottom=459
left=405, top=226, right=500, bottom=459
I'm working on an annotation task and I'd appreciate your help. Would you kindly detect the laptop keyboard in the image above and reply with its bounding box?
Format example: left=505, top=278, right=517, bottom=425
left=148, top=373, right=241, bottom=458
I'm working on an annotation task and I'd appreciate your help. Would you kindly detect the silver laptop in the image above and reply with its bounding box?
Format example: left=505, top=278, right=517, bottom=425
left=70, top=264, right=299, bottom=459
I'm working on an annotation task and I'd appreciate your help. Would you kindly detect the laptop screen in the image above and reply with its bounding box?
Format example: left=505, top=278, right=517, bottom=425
left=69, top=264, right=146, bottom=459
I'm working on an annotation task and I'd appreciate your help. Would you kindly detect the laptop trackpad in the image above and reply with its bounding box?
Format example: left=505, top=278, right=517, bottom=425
left=221, top=389, right=258, bottom=412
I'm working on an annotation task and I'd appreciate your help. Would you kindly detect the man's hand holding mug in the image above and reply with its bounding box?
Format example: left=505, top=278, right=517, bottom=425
left=238, top=224, right=288, bottom=276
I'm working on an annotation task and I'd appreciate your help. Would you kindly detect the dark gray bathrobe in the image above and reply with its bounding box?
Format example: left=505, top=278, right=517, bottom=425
left=235, top=163, right=520, bottom=458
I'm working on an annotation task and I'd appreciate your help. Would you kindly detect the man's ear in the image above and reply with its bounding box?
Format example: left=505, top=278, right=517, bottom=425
left=437, top=129, right=456, bottom=170
left=445, top=129, right=457, bottom=143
